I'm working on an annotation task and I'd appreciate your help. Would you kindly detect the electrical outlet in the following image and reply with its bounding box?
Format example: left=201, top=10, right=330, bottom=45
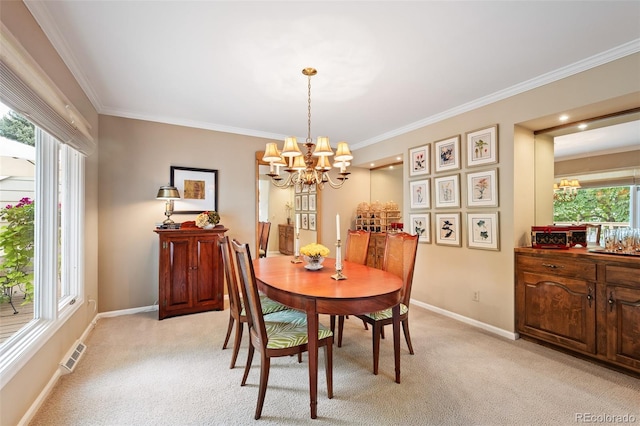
left=473, top=291, right=480, bottom=302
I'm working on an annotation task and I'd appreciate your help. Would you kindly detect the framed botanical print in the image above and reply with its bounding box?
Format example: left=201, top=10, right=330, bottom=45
left=466, top=168, right=499, bottom=207
left=409, top=144, right=430, bottom=176
left=308, top=193, right=316, bottom=211
left=466, top=124, right=498, bottom=167
left=295, top=195, right=301, bottom=211
left=301, top=213, right=309, bottom=230
left=301, top=194, right=309, bottom=211
left=409, top=179, right=430, bottom=209
left=308, top=213, right=317, bottom=231
left=435, top=212, right=461, bottom=246
left=409, top=213, right=430, bottom=243
left=467, top=212, right=499, bottom=251
left=434, top=135, right=460, bottom=172
left=434, top=174, right=460, bottom=209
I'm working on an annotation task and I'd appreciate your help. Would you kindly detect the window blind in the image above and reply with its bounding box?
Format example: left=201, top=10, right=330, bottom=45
left=0, top=22, right=95, bottom=156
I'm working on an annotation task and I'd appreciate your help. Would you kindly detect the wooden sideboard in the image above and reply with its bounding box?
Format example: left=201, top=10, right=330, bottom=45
left=515, top=247, right=640, bottom=375
left=278, top=224, right=294, bottom=255
left=154, top=228, right=226, bottom=320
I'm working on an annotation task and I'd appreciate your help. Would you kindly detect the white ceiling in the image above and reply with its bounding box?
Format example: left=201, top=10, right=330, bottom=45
left=24, top=1, right=640, bottom=159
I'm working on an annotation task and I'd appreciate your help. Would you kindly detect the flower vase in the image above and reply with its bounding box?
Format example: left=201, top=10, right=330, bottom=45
left=203, top=224, right=214, bottom=229
left=303, top=255, right=325, bottom=271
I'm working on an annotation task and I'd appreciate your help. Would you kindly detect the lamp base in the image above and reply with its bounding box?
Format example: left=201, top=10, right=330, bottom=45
left=291, top=255, right=303, bottom=264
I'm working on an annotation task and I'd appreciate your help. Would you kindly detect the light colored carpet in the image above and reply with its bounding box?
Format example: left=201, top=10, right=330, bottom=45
left=29, top=306, right=639, bottom=425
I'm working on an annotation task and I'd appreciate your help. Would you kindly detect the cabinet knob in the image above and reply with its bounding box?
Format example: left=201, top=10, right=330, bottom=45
left=608, top=292, right=615, bottom=312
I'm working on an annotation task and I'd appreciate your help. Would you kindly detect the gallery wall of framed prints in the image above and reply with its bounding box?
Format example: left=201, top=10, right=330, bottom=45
left=295, top=183, right=317, bottom=231
left=407, top=124, right=500, bottom=250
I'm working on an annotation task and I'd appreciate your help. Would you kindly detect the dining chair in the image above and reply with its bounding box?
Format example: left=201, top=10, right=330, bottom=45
left=231, top=239, right=334, bottom=420
left=258, top=221, right=271, bottom=258
left=219, top=235, right=290, bottom=369
left=331, top=229, right=371, bottom=345
left=339, top=232, right=418, bottom=375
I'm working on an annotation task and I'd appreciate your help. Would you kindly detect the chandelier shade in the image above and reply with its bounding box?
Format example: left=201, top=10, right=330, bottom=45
left=263, top=67, right=351, bottom=190
left=553, top=178, right=581, bottom=202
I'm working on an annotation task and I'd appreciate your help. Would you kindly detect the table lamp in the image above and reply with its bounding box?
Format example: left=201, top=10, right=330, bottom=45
left=156, top=185, right=181, bottom=225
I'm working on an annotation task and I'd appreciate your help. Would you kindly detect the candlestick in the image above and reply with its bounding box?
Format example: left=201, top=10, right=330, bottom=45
left=296, top=214, right=300, bottom=233
left=336, top=214, right=340, bottom=240
left=291, top=229, right=302, bottom=263
left=331, top=239, right=347, bottom=280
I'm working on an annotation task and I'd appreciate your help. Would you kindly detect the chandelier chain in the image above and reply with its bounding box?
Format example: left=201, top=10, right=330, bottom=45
left=307, top=74, right=312, bottom=144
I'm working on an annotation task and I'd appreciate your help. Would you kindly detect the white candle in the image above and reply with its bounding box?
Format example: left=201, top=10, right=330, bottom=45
left=336, top=214, right=340, bottom=240
left=296, top=214, right=300, bottom=233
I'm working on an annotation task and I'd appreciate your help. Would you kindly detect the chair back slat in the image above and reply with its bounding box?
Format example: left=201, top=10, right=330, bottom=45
left=382, top=232, right=419, bottom=306
left=258, top=221, right=271, bottom=257
left=345, top=230, right=371, bottom=265
left=231, top=239, right=268, bottom=347
left=219, top=235, right=242, bottom=317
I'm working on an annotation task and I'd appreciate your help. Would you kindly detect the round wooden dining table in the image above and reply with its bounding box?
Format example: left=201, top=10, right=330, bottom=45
left=253, top=256, right=403, bottom=419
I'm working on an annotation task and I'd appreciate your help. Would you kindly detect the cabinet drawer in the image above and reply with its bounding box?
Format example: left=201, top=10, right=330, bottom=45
left=517, top=255, right=596, bottom=281
left=605, top=265, right=640, bottom=287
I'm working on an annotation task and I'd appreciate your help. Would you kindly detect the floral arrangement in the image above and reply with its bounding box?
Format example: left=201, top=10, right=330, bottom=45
left=195, top=211, right=220, bottom=228
left=300, top=243, right=329, bottom=259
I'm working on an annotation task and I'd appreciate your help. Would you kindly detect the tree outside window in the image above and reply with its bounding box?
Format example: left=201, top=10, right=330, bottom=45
left=553, top=186, right=631, bottom=225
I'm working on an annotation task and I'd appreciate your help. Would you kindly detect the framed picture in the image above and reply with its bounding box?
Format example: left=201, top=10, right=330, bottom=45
left=466, top=168, right=499, bottom=207
left=467, top=212, right=500, bottom=251
left=434, top=174, right=460, bottom=209
left=409, top=179, right=430, bottom=209
left=434, top=135, right=460, bottom=172
left=295, top=183, right=302, bottom=194
left=308, top=213, right=316, bottom=231
left=435, top=212, right=461, bottom=246
left=409, top=144, right=430, bottom=176
left=466, top=124, right=498, bottom=167
left=170, top=166, right=218, bottom=214
left=301, top=194, right=309, bottom=211
left=301, top=213, right=309, bottom=230
left=309, top=183, right=317, bottom=193
left=308, top=194, right=316, bottom=211
left=409, top=213, right=430, bottom=243
left=295, top=195, right=301, bottom=211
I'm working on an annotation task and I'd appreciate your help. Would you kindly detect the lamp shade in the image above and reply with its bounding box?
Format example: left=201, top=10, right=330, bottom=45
left=156, top=185, right=180, bottom=200
left=315, top=155, right=332, bottom=171
left=313, top=136, right=333, bottom=156
left=291, top=155, right=306, bottom=170
left=334, top=141, right=353, bottom=162
left=281, top=136, right=302, bottom=157
left=262, top=142, right=281, bottom=163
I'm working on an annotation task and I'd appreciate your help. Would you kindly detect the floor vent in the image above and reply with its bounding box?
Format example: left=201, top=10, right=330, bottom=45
left=60, top=341, right=87, bottom=374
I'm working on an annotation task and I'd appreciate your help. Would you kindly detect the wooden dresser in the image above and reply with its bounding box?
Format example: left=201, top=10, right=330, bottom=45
left=278, top=224, right=294, bottom=255
left=154, top=228, right=226, bottom=320
left=515, top=247, right=640, bottom=375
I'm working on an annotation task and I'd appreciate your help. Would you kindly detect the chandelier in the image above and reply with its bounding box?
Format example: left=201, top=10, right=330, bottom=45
left=553, top=178, right=581, bottom=202
left=262, top=67, right=352, bottom=190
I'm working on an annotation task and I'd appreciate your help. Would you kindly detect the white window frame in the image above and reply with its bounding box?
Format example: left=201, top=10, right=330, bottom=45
left=0, top=127, right=84, bottom=388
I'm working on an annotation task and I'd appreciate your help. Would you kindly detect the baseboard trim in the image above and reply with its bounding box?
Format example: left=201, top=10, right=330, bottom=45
left=410, top=299, right=518, bottom=341
left=95, top=304, right=158, bottom=320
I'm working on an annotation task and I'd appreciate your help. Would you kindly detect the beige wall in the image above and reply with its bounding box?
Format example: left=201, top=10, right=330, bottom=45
left=371, top=166, right=404, bottom=210
left=0, top=2, right=100, bottom=426
left=97, top=116, right=275, bottom=312
left=355, top=54, right=640, bottom=333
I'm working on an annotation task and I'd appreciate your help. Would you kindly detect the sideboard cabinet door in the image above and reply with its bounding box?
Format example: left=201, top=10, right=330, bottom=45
left=155, top=228, right=226, bottom=320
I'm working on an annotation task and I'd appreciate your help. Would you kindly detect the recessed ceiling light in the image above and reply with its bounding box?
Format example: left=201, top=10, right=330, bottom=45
left=396, top=156, right=401, bottom=161
left=389, top=165, right=394, bottom=170
left=559, top=114, right=569, bottom=122
left=370, top=163, right=375, bottom=167
left=578, top=123, right=588, bottom=130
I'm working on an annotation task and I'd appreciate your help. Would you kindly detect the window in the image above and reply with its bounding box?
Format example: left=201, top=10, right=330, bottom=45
left=0, top=103, right=84, bottom=385
left=553, top=185, right=633, bottom=228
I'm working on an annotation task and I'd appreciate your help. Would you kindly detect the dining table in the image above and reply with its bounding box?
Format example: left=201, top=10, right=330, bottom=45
left=253, top=256, right=403, bottom=419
